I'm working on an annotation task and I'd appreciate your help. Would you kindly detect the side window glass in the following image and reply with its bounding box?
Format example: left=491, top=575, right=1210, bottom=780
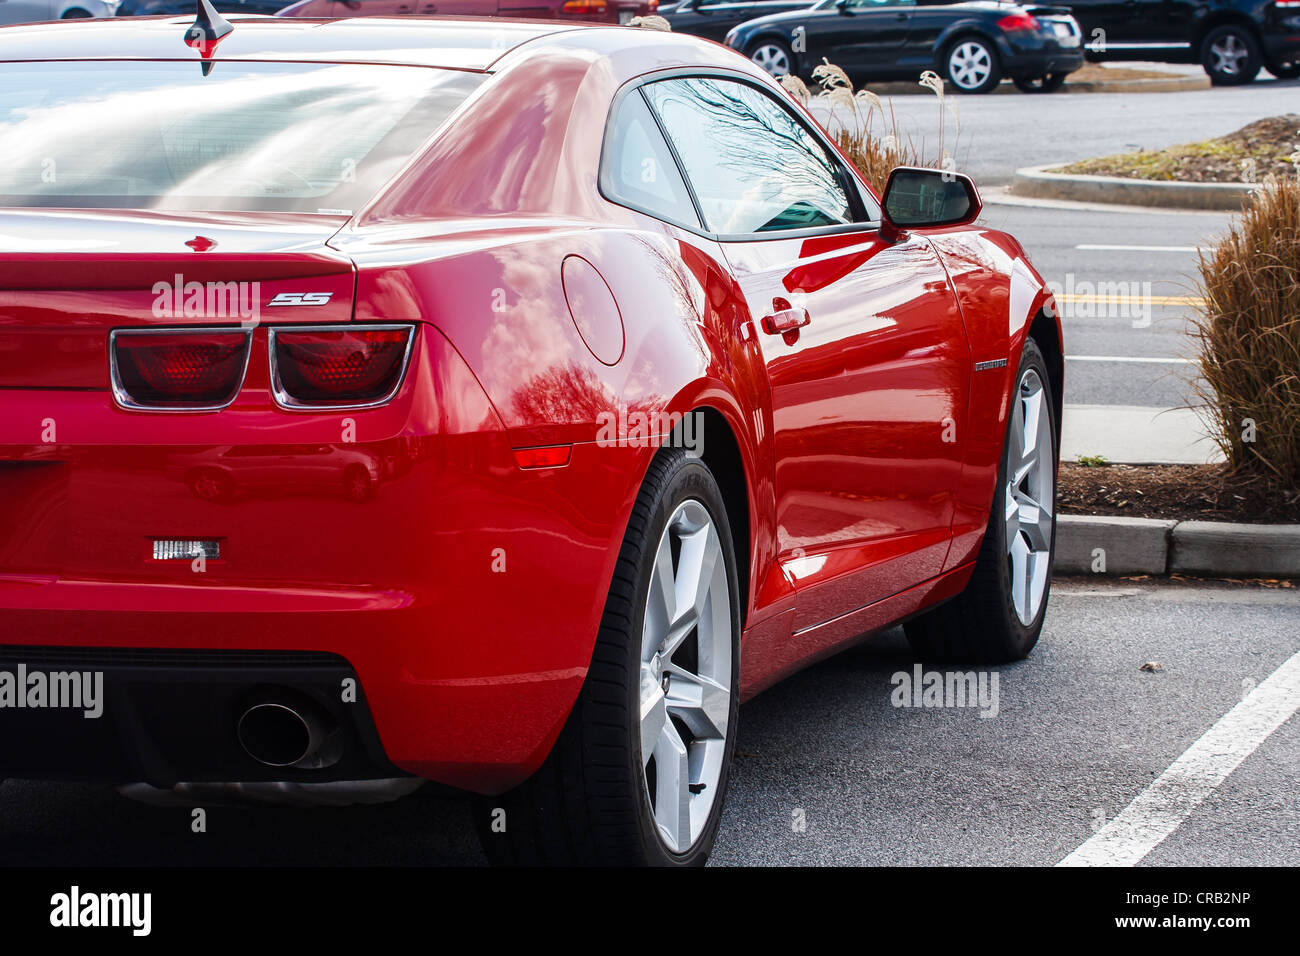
left=642, top=76, right=867, bottom=235
left=602, top=90, right=701, bottom=228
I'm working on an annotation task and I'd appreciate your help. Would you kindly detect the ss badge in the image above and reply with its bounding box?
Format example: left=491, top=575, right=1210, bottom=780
left=268, top=292, right=333, bottom=307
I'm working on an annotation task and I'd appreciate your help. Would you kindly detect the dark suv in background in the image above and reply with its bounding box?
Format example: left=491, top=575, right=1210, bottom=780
left=1065, top=0, right=1300, bottom=83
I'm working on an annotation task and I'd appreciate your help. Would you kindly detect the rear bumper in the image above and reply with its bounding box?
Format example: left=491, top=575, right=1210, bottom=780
left=1261, top=31, right=1300, bottom=62
left=1001, top=34, right=1086, bottom=78
left=0, top=323, right=643, bottom=794
left=0, top=644, right=401, bottom=786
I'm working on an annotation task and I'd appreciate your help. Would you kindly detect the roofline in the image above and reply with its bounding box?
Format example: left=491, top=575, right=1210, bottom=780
left=0, top=15, right=597, bottom=71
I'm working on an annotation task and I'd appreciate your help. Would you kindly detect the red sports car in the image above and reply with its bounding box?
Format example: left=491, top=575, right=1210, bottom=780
left=0, top=11, right=1062, bottom=865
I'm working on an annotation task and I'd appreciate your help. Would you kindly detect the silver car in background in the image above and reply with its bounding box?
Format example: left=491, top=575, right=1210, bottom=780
left=0, top=0, right=119, bottom=24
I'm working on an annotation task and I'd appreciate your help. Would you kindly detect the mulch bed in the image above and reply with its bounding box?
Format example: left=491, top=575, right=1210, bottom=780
left=1058, top=463, right=1300, bottom=524
left=1059, top=114, right=1300, bottom=183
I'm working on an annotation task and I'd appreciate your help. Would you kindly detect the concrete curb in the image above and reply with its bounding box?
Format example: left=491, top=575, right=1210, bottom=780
left=1056, top=515, right=1300, bottom=577
left=1060, top=74, right=1210, bottom=94
left=1011, top=163, right=1259, bottom=211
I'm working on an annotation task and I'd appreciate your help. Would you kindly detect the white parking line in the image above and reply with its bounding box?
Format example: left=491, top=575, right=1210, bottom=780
left=1066, top=355, right=1193, bottom=364
left=1075, top=244, right=1200, bottom=252
left=1058, top=647, right=1300, bottom=867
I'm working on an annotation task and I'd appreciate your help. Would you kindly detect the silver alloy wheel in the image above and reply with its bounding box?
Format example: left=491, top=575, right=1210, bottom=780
left=751, top=43, right=791, bottom=77
left=1209, top=34, right=1249, bottom=75
left=639, top=498, right=732, bottom=854
left=1004, top=368, right=1054, bottom=626
left=948, top=40, right=992, bottom=90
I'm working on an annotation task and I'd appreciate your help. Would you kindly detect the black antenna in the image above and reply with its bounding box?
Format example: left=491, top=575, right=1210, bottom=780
left=183, top=0, right=233, bottom=77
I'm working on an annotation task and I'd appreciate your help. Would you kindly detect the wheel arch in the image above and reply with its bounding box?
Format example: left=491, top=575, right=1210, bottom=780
left=1193, top=12, right=1263, bottom=52
left=684, top=405, right=752, bottom=630
left=932, top=23, right=1003, bottom=63
left=1026, top=308, right=1064, bottom=459
left=744, top=30, right=800, bottom=70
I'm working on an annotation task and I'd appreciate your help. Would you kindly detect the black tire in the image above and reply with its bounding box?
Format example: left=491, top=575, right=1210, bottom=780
left=747, top=37, right=795, bottom=79
left=474, top=446, right=742, bottom=866
left=1200, top=25, right=1262, bottom=85
left=1013, top=72, right=1068, bottom=93
left=1264, top=58, right=1300, bottom=80
left=944, top=35, right=1003, bottom=94
left=61, top=8, right=92, bottom=16
left=904, top=338, right=1058, bottom=663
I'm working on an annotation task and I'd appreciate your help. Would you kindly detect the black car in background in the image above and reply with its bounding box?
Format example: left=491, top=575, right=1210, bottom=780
left=660, top=0, right=817, bottom=42
left=725, top=0, right=1084, bottom=92
left=1063, top=0, right=1300, bottom=84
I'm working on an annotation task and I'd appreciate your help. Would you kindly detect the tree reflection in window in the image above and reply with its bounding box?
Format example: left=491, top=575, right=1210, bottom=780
left=642, top=77, right=854, bottom=235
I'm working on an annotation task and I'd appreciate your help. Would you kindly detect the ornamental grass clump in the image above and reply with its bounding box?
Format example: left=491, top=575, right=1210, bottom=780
left=780, top=62, right=957, bottom=194
left=1192, top=175, right=1300, bottom=501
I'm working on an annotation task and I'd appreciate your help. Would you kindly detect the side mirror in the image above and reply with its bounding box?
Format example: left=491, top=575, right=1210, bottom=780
left=879, top=166, right=981, bottom=242
left=835, top=0, right=852, bottom=12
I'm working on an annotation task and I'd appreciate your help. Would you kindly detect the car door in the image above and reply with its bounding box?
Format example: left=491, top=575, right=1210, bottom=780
left=806, top=0, right=915, bottom=77
left=1130, top=0, right=1196, bottom=46
left=670, top=0, right=763, bottom=41
left=1061, top=0, right=1145, bottom=48
left=641, top=75, right=970, bottom=631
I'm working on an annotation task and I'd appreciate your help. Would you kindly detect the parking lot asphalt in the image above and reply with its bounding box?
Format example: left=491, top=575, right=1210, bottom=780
left=811, top=72, right=1295, bottom=414
left=3, top=579, right=1295, bottom=867
left=980, top=198, right=1223, bottom=409
left=809, top=69, right=1300, bottom=187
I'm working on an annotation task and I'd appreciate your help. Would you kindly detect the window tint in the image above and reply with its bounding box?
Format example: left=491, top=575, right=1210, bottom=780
left=601, top=91, right=700, bottom=228
left=642, top=77, right=856, bottom=235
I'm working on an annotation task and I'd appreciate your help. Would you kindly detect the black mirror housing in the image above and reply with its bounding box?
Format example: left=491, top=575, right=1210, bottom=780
left=879, top=166, right=982, bottom=242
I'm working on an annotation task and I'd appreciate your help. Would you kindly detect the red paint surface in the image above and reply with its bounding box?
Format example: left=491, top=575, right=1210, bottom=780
left=0, top=18, right=1059, bottom=793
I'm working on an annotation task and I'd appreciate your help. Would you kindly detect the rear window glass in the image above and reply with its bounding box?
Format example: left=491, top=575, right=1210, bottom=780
left=0, top=61, right=484, bottom=214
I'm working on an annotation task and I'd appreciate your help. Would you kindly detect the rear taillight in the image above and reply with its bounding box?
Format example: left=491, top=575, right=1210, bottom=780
left=997, top=13, right=1041, bottom=31
left=269, top=324, right=414, bottom=410
left=561, top=0, right=607, bottom=14
left=111, top=328, right=251, bottom=411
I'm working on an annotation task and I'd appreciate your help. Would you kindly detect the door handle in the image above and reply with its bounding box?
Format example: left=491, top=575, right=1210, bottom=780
left=761, top=304, right=811, bottom=335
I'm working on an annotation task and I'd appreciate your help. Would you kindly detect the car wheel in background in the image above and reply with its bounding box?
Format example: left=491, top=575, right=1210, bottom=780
left=1200, top=25, right=1262, bottom=85
left=748, top=38, right=794, bottom=78
left=189, top=469, right=234, bottom=503
left=61, top=8, right=92, bottom=16
left=905, top=338, right=1057, bottom=663
left=475, top=445, right=741, bottom=865
left=1264, top=57, right=1300, bottom=79
left=342, top=466, right=372, bottom=502
left=945, top=36, right=1003, bottom=94
left=1013, top=72, right=1067, bottom=93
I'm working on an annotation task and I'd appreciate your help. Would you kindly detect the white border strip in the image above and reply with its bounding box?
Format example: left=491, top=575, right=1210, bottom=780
left=1058, top=647, right=1300, bottom=866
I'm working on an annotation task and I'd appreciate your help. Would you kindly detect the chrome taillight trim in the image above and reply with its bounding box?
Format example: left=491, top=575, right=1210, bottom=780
left=267, top=323, right=416, bottom=412
left=109, top=326, right=254, bottom=413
